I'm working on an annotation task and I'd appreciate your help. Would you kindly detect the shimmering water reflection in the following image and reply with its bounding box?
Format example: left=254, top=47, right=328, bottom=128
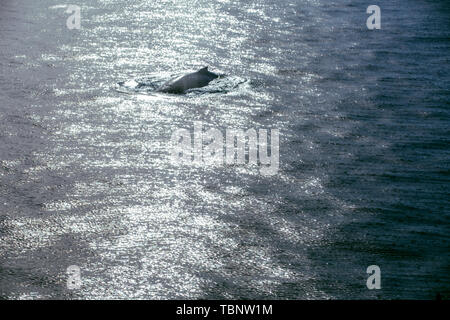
left=0, top=0, right=449, bottom=299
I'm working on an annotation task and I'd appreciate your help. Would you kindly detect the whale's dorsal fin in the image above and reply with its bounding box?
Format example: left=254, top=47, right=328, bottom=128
left=198, top=66, right=209, bottom=74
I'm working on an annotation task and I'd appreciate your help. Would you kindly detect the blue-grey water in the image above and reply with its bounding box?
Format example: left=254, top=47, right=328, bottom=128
left=0, top=0, right=449, bottom=299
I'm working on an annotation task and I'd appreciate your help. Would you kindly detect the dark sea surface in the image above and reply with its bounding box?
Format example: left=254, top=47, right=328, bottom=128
left=0, top=0, right=449, bottom=299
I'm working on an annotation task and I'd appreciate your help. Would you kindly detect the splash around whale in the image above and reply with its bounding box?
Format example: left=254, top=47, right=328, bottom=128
left=115, top=67, right=249, bottom=96
left=157, top=66, right=219, bottom=94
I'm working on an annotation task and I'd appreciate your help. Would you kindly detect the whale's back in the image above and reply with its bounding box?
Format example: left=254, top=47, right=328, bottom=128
left=158, top=67, right=218, bottom=94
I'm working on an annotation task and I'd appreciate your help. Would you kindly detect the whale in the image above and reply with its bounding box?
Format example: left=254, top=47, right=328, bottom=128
left=157, top=66, right=219, bottom=94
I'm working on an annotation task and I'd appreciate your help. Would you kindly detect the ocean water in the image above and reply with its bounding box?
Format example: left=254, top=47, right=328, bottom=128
left=0, top=0, right=449, bottom=299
